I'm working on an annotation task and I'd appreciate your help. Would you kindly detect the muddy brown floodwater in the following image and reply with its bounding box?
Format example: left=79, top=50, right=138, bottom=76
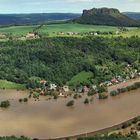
left=0, top=79, right=140, bottom=139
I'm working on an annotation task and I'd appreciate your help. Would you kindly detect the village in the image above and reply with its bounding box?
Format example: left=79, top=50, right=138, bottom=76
left=30, top=64, right=140, bottom=102
left=0, top=29, right=122, bottom=41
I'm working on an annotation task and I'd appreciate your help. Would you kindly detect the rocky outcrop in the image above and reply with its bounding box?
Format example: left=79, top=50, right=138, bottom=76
left=74, top=7, right=139, bottom=26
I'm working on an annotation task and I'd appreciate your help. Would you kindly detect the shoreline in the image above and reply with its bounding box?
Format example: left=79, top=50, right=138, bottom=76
left=47, top=115, right=140, bottom=140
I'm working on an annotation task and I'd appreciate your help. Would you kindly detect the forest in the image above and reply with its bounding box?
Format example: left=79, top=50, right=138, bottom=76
left=0, top=36, right=140, bottom=87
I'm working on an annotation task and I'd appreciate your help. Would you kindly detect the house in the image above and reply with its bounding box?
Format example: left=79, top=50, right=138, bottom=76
left=58, top=91, right=65, bottom=97
left=40, top=91, right=45, bottom=96
left=26, top=33, right=36, bottom=38
left=130, top=72, right=135, bottom=79
left=115, top=31, right=119, bottom=35
left=104, top=81, right=113, bottom=86
left=94, top=32, right=98, bottom=36
left=111, top=78, right=119, bottom=84
left=0, top=34, right=6, bottom=39
left=62, top=85, right=69, bottom=92
left=92, top=85, right=97, bottom=90
left=76, top=86, right=83, bottom=93
left=67, top=32, right=74, bottom=35
left=116, top=76, right=124, bottom=82
left=138, top=72, right=140, bottom=76
left=35, top=88, right=42, bottom=92
left=136, top=131, right=140, bottom=137
left=50, top=83, right=57, bottom=90
left=126, top=76, right=130, bottom=80
left=40, top=80, right=47, bottom=85
left=83, top=86, right=89, bottom=93
left=99, top=82, right=105, bottom=87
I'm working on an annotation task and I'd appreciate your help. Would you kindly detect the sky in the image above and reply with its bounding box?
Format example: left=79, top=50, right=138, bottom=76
left=0, top=0, right=140, bottom=14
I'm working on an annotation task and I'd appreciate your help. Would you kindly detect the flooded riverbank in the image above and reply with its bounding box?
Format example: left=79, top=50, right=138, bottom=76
left=0, top=80, right=140, bottom=139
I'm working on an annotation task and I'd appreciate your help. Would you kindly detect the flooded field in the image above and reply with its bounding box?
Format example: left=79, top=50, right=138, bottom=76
left=0, top=80, right=140, bottom=139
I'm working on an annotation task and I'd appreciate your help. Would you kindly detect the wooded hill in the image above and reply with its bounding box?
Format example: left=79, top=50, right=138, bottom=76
left=0, top=36, right=140, bottom=86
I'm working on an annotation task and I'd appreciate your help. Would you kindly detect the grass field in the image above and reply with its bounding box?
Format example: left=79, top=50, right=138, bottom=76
left=0, top=23, right=139, bottom=37
left=67, top=71, right=93, bottom=86
left=0, top=80, right=25, bottom=90
left=0, top=23, right=118, bottom=35
left=0, top=25, right=37, bottom=35
left=39, top=23, right=118, bottom=33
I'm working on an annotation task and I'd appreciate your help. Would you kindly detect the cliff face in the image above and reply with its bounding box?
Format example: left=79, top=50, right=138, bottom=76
left=82, top=8, right=120, bottom=16
left=74, top=8, right=139, bottom=26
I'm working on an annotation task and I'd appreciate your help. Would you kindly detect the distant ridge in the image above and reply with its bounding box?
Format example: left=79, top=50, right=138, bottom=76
left=123, top=12, right=140, bottom=20
left=0, top=13, right=81, bottom=25
left=74, top=7, right=140, bottom=26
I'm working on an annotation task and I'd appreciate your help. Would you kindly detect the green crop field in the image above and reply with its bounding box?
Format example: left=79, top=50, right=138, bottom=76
left=39, top=23, right=118, bottom=33
left=0, top=25, right=37, bottom=35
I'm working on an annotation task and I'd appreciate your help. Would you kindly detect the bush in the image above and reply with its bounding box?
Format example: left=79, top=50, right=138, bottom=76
left=23, top=98, right=28, bottom=102
left=84, top=98, right=89, bottom=104
left=132, top=117, right=140, bottom=124
left=73, top=94, right=78, bottom=99
left=110, top=90, right=119, bottom=96
left=98, top=93, right=108, bottom=99
left=0, top=100, right=10, bottom=108
left=78, top=94, right=82, bottom=98
left=54, top=94, right=58, bottom=99
left=66, top=100, right=74, bottom=107
left=98, top=86, right=108, bottom=93
left=90, top=97, right=94, bottom=102
left=88, top=89, right=96, bottom=96
left=19, top=98, right=23, bottom=102
left=122, top=122, right=131, bottom=129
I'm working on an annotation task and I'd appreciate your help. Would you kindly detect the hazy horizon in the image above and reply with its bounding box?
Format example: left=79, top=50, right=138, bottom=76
left=0, top=0, right=140, bottom=14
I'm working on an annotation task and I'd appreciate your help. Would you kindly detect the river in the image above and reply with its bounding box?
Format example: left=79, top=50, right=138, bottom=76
left=0, top=79, right=140, bottom=139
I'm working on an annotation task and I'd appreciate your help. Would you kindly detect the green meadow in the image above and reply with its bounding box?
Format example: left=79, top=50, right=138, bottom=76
left=0, top=23, right=139, bottom=37
left=67, top=71, right=93, bottom=86
left=0, top=80, right=25, bottom=90
left=0, top=23, right=118, bottom=36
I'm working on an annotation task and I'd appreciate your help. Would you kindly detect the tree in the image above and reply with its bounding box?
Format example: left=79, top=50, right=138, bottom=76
left=0, top=100, right=10, bottom=108
left=84, top=98, right=89, bottom=104
left=66, top=100, right=74, bottom=107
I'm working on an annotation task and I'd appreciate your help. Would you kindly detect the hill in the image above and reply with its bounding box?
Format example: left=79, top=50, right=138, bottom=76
left=0, top=36, right=140, bottom=86
left=74, top=8, right=139, bottom=26
left=0, top=13, right=81, bottom=25
left=123, top=12, right=140, bottom=20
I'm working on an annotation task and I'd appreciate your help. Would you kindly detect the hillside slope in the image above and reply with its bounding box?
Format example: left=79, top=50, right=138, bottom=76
left=74, top=8, right=139, bottom=26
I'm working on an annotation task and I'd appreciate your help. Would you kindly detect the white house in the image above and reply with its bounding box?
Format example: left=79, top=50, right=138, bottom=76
left=63, top=85, right=69, bottom=92
left=59, top=92, right=65, bottom=97
left=50, top=84, right=57, bottom=90
left=94, top=32, right=98, bottom=36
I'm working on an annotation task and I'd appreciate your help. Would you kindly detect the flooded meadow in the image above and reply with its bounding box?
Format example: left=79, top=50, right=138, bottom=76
left=0, top=83, right=140, bottom=139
